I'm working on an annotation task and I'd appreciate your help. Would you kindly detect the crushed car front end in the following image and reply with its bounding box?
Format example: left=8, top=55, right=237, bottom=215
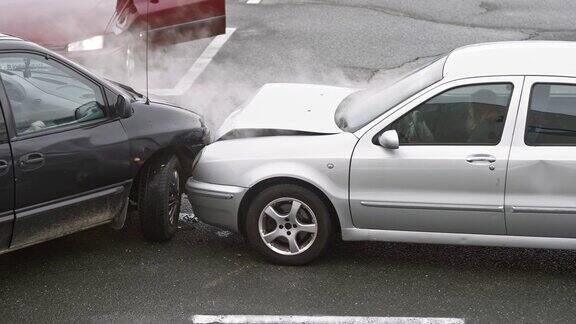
left=186, top=83, right=360, bottom=235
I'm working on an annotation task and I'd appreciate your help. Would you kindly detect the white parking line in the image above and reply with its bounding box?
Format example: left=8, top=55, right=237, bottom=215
left=190, top=315, right=465, bottom=324
left=247, top=0, right=262, bottom=4
left=151, top=27, right=237, bottom=96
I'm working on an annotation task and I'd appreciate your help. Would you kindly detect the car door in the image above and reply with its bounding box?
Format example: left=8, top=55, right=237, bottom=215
left=0, top=87, right=14, bottom=250
left=505, top=77, right=576, bottom=238
left=0, top=52, right=131, bottom=249
left=350, top=76, right=524, bottom=234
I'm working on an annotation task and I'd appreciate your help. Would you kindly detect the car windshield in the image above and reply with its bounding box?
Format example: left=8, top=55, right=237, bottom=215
left=335, top=56, right=447, bottom=132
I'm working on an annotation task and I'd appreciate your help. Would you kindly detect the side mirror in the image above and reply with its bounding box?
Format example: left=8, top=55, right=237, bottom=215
left=378, top=130, right=399, bottom=149
left=115, top=95, right=133, bottom=118
left=75, top=101, right=104, bottom=121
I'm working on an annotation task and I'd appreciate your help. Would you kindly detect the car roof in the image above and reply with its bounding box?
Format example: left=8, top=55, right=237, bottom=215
left=0, top=33, right=22, bottom=41
left=443, top=41, right=576, bottom=80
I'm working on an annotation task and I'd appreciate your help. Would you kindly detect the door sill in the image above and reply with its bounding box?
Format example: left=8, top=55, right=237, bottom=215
left=1, top=219, right=113, bottom=255
left=342, top=228, right=576, bottom=250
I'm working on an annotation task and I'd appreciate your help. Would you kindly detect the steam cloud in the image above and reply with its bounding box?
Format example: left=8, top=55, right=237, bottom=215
left=82, top=26, right=438, bottom=134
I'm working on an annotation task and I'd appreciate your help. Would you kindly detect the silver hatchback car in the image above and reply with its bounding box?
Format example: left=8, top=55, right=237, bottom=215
left=187, top=41, right=576, bottom=265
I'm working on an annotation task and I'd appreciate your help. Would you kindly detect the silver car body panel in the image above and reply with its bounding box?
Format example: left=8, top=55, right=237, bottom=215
left=505, top=76, right=576, bottom=238
left=217, top=83, right=356, bottom=139
left=186, top=179, right=247, bottom=231
left=349, top=76, right=524, bottom=234
left=443, top=42, right=576, bottom=80
left=186, top=42, right=576, bottom=251
left=190, top=132, right=359, bottom=230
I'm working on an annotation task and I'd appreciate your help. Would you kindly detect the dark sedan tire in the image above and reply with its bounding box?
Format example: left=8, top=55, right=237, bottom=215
left=138, top=154, right=182, bottom=241
left=245, top=184, right=333, bottom=266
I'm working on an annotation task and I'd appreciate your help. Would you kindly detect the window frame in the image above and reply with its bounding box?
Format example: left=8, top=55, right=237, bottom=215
left=374, top=82, right=515, bottom=146
left=0, top=101, right=7, bottom=144
left=0, top=50, right=117, bottom=142
left=524, top=82, right=576, bottom=147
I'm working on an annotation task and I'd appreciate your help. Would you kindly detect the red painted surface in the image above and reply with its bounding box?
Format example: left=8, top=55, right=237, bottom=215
left=0, top=0, right=225, bottom=50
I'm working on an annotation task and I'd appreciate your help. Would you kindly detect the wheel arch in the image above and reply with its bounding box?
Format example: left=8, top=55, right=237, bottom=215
left=237, top=177, right=342, bottom=239
left=129, top=145, right=197, bottom=205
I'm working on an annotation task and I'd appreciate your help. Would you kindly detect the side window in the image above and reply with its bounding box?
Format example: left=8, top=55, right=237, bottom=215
left=0, top=54, right=105, bottom=136
left=525, top=83, right=576, bottom=146
left=386, top=83, right=513, bottom=145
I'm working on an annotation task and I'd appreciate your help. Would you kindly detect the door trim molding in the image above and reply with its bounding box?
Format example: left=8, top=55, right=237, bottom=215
left=342, top=228, right=576, bottom=250
left=360, top=201, right=504, bottom=212
left=0, top=213, right=13, bottom=224
left=511, top=206, right=576, bottom=214
left=16, top=180, right=131, bottom=219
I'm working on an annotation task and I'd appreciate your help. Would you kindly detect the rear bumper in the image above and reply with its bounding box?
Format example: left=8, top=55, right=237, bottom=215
left=185, top=179, right=246, bottom=232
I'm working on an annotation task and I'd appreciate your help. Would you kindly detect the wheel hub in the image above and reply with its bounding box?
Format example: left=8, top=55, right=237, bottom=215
left=258, top=197, right=318, bottom=256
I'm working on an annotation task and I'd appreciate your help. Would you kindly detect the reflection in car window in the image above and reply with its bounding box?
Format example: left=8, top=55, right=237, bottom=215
left=526, top=83, right=576, bottom=146
left=0, top=54, right=105, bottom=135
left=386, top=83, right=513, bottom=145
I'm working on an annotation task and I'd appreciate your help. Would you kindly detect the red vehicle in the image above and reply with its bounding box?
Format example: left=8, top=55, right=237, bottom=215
left=0, top=0, right=225, bottom=80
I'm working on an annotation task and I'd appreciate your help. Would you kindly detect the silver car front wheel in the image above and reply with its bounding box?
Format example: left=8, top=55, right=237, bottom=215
left=258, top=198, right=318, bottom=256
left=246, top=184, right=333, bottom=265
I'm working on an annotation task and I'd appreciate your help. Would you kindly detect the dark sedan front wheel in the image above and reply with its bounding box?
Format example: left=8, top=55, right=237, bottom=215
left=138, top=154, right=182, bottom=241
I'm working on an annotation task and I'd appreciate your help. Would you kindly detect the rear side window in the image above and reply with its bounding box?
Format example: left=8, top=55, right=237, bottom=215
left=526, top=83, right=576, bottom=146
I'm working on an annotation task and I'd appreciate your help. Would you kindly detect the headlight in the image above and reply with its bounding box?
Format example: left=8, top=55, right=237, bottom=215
left=67, top=35, right=104, bottom=52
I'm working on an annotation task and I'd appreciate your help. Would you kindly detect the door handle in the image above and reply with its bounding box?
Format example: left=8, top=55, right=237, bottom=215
left=466, top=154, right=496, bottom=164
left=19, top=153, right=45, bottom=166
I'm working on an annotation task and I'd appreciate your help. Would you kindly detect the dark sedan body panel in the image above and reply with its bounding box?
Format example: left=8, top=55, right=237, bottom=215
left=0, top=38, right=207, bottom=253
left=11, top=121, right=131, bottom=209
left=0, top=67, right=15, bottom=251
left=8, top=120, right=132, bottom=250
left=121, top=101, right=208, bottom=178
left=0, top=143, right=13, bottom=250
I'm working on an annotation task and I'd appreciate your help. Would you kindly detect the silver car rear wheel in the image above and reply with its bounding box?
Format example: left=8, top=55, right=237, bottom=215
left=258, top=197, right=318, bottom=256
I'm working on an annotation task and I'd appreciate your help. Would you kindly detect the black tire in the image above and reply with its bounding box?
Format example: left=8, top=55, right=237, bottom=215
left=245, top=184, right=333, bottom=265
left=138, top=154, right=182, bottom=241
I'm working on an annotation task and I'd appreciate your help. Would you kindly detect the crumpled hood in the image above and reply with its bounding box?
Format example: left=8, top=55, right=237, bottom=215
left=217, top=83, right=357, bottom=140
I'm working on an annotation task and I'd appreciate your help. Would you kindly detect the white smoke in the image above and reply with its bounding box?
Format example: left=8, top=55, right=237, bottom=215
left=34, top=16, right=438, bottom=134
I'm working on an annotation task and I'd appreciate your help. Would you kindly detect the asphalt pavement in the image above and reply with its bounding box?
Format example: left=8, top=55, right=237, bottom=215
left=3, top=1, right=576, bottom=323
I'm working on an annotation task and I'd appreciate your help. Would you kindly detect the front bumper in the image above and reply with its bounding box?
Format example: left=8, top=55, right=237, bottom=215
left=185, top=179, right=247, bottom=232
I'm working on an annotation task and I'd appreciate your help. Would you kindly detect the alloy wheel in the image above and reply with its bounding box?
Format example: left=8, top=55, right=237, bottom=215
left=258, top=197, right=318, bottom=255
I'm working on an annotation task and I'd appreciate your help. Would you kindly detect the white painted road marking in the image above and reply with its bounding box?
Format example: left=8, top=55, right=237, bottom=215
left=247, top=0, right=262, bottom=4
left=190, top=315, right=465, bottom=324
left=151, top=27, right=237, bottom=96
